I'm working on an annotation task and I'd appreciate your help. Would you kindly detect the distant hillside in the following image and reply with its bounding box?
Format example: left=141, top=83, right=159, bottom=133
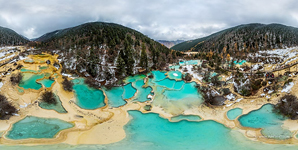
left=0, top=26, right=29, bottom=46
left=157, top=40, right=184, bottom=48
left=172, top=23, right=298, bottom=55
left=35, top=22, right=181, bottom=85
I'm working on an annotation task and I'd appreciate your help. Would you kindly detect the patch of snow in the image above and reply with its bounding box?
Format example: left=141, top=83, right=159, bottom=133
left=268, top=90, right=274, bottom=94
left=236, top=98, right=243, bottom=102
left=12, top=113, right=20, bottom=116
left=62, top=73, right=74, bottom=79
left=184, top=65, right=203, bottom=81
left=281, top=82, right=294, bottom=93
left=226, top=103, right=234, bottom=107
left=266, top=95, right=271, bottom=99
left=0, top=82, right=3, bottom=89
left=226, top=93, right=235, bottom=100
left=0, top=53, right=15, bottom=61
left=147, top=94, right=153, bottom=99
left=260, top=93, right=265, bottom=97
left=20, top=102, right=30, bottom=108
left=226, top=75, right=233, bottom=81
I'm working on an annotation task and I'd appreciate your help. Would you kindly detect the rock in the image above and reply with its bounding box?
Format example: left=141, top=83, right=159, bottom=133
left=220, top=88, right=231, bottom=95
left=144, top=105, right=152, bottom=111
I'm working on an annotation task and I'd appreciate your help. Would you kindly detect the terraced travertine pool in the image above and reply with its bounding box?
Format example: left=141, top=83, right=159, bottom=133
left=238, top=104, right=292, bottom=140
left=6, top=116, right=73, bottom=139
left=37, top=78, right=55, bottom=88
left=72, top=78, right=106, bottom=109
left=227, top=108, right=243, bottom=120
left=2, top=111, right=298, bottom=150
left=18, top=73, right=44, bottom=90
left=7, top=69, right=298, bottom=150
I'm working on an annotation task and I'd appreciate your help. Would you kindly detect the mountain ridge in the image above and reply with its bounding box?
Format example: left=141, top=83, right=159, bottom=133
left=32, top=21, right=181, bottom=86
left=0, top=26, right=29, bottom=46
left=172, top=23, right=298, bottom=55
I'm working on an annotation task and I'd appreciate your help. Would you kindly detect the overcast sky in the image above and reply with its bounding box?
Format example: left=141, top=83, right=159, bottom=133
left=1, top=0, right=298, bottom=40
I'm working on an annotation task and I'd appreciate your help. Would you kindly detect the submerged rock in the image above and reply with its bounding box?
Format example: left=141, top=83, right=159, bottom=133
left=144, top=105, right=152, bottom=111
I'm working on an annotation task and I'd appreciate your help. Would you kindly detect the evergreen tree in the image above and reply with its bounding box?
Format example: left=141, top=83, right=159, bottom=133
left=116, top=51, right=126, bottom=77
left=140, top=43, right=148, bottom=70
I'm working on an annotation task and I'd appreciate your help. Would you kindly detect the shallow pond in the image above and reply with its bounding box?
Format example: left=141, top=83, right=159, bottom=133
left=238, top=104, right=292, bottom=140
left=37, top=79, right=55, bottom=88
left=167, top=71, right=182, bottom=80
left=227, top=108, right=243, bottom=120
left=19, top=73, right=44, bottom=90
left=39, top=94, right=67, bottom=113
left=6, top=116, right=73, bottom=139
left=72, top=78, right=105, bottom=109
left=104, top=86, right=126, bottom=108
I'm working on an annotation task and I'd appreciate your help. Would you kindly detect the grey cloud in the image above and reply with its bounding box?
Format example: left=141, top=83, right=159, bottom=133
left=0, top=0, right=298, bottom=40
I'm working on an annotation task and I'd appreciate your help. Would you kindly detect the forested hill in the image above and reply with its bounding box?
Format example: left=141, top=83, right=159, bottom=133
left=172, top=23, right=298, bottom=54
left=34, top=22, right=181, bottom=85
left=0, top=26, right=29, bottom=46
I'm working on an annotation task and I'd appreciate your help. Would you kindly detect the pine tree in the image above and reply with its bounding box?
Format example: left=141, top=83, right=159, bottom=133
left=116, top=51, right=126, bottom=77
left=140, top=43, right=148, bottom=70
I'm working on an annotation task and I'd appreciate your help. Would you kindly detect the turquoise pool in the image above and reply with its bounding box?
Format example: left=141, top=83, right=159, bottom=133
left=167, top=71, right=182, bottom=80
left=132, top=80, right=153, bottom=102
left=1, top=105, right=298, bottom=150
left=164, top=82, right=201, bottom=101
left=227, top=108, right=243, bottom=120
left=37, top=79, right=55, bottom=88
left=151, top=70, right=167, bottom=81
left=72, top=78, right=106, bottom=109
left=234, top=60, right=247, bottom=65
left=39, top=94, right=67, bottom=113
left=169, top=65, right=180, bottom=70
left=104, top=86, right=126, bottom=108
left=123, top=83, right=137, bottom=99
left=39, top=66, right=49, bottom=70
left=238, top=104, right=292, bottom=140
left=20, top=68, right=38, bottom=73
left=6, top=116, right=73, bottom=139
left=179, top=60, right=199, bottom=66
left=19, top=73, right=44, bottom=90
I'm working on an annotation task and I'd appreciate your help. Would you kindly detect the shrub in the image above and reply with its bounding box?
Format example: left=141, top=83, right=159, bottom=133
left=62, top=77, right=74, bottom=92
left=275, top=95, right=298, bottom=120
left=148, top=73, right=154, bottom=79
left=182, top=73, right=192, bottom=81
left=10, top=73, right=23, bottom=86
left=84, top=78, right=101, bottom=89
left=0, top=94, right=17, bottom=120
left=40, top=91, right=57, bottom=105
left=211, top=75, right=221, bottom=86
left=203, top=72, right=210, bottom=82
left=284, top=79, right=293, bottom=86
left=261, top=81, right=267, bottom=86
left=221, top=88, right=231, bottom=95
left=16, top=64, right=23, bottom=70
left=240, top=88, right=251, bottom=96
left=144, top=105, right=152, bottom=111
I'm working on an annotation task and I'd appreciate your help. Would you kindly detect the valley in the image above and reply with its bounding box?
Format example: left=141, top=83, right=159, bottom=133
left=1, top=22, right=298, bottom=149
